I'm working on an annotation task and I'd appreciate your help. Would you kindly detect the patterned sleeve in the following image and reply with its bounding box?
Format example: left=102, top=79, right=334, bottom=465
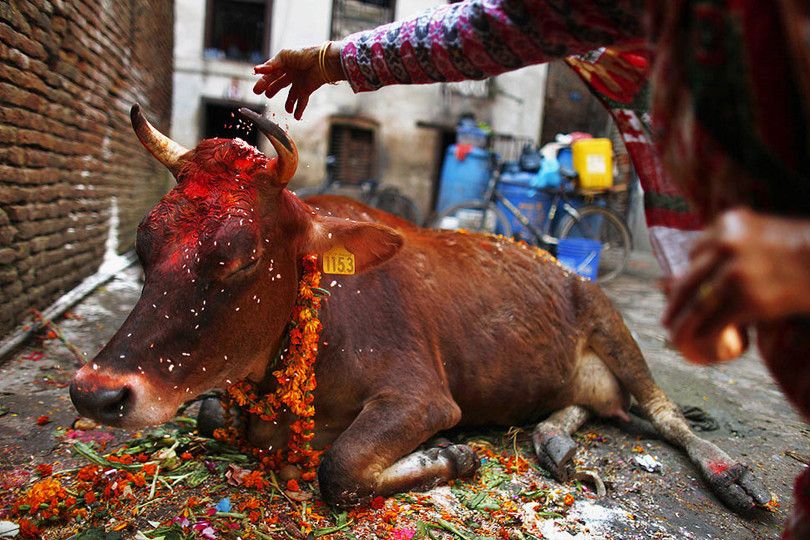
left=340, top=0, right=647, bottom=93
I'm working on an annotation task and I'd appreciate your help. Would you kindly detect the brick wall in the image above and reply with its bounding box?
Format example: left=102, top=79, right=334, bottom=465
left=0, top=0, right=174, bottom=336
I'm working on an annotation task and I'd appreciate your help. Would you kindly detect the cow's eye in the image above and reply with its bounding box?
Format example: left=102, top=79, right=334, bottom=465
left=228, top=258, right=259, bottom=277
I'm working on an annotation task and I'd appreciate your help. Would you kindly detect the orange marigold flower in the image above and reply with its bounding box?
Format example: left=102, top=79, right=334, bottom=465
left=107, top=453, right=134, bottom=465
left=77, top=465, right=100, bottom=483
left=142, top=463, right=157, bottom=475
left=72, top=507, right=88, bottom=519
left=180, top=452, right=193, bottom=460
left=36, top=464, right=53, bottom=477
left=85, top=491, right=96, bottom=504
left=286, top=479, right=300, bottom=492
left=564, top=493, right=575, bottom=506
left=36, top=415, right=50, bottom=425
left=132, top=473, right=147, bottom=487
left=18, top=518, right=41, bottom=539
left=370, top=496, right=385, bottom=510
left=242, top=470, right=267, bottom=489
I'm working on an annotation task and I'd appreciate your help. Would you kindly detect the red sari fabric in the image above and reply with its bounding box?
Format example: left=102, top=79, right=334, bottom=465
left=648, top=0, right=810, bottom=223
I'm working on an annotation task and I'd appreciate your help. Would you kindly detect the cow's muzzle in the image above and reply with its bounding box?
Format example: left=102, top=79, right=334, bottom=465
left=70, top=374, right=132, bottom=426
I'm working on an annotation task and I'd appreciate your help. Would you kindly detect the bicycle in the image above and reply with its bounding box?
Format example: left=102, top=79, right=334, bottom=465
left=430, top=162, right=631, bottom=284
left=294, top=156, right=423, bottom=225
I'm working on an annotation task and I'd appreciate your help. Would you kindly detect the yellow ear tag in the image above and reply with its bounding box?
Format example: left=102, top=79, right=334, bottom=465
left=322, top=243, right=356, bottom=275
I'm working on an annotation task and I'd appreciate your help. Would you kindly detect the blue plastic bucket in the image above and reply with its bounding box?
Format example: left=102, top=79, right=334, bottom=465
left=436, top=145, right=491, bottom=214
left=496, top=172, right=552, bottom=236
left=557, top=238, right=602, bottom=281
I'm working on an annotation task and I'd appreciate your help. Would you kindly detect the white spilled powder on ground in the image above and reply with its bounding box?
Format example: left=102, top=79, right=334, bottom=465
left=424, top=486, right=654, bottom=539
left=521, top=500, right=638, bottom=539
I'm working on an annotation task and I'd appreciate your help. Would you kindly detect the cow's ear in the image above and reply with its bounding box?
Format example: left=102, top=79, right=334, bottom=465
left=304, top=217, right=404, bottom=273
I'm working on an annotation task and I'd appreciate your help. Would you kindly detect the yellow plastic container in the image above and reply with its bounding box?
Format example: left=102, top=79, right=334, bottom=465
left=572, top=138, right=613, bottom=189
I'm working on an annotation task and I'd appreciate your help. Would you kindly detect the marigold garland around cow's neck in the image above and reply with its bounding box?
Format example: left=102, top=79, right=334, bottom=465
left=214, top=254, right=329, bottom=481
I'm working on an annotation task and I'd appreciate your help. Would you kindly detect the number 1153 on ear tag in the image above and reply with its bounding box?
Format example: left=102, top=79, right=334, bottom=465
left=323, top=243, right=356, bottom=275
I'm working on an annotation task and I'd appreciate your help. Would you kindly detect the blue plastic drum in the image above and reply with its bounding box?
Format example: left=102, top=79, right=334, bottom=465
left=496, top=172, right=552, bottom=236
left=436, top=145, right=492, bottom=214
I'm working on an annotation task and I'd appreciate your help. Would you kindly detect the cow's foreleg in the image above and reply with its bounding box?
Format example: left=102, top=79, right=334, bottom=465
left=318, top=394, right=475, bottom=507
left=532, top=405, right=590, bottom=481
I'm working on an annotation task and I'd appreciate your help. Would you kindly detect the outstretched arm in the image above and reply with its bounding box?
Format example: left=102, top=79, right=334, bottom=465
left=341, top=0, right=645, bottom=92
left=254, top=0, right=646, bottom=118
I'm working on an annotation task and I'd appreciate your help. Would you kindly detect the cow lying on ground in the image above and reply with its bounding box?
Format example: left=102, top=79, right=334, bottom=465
left=70, top=105, right=771, bottom=513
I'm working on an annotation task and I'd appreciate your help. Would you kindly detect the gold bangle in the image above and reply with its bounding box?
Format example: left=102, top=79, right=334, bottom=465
left=318, top=41, right=339, bottom=85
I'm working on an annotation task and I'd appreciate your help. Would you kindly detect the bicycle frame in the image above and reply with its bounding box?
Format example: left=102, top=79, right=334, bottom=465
left=489, top=182, right=588, bottom=248
left=431, top=158, right=630, bottom=282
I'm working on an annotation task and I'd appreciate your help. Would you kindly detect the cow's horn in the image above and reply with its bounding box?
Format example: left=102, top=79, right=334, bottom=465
left=130, top=104, right=189, bottom=178
left=237, top=108, right=298, bottom=186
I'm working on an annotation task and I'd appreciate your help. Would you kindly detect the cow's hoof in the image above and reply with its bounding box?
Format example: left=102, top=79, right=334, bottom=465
left=433, top=443, right=480, bottom=478
left=707, top=463, right=772, bottom=513
left=532, top=425, right=577, bottom=482
left=197, top=397, right=226, bottom=437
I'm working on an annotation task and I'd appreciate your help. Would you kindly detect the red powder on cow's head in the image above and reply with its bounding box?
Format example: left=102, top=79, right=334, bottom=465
left=139, top=138, right=272, bottom=271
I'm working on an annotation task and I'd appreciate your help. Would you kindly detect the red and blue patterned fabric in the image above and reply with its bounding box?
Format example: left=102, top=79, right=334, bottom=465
left=341, top=0, right=646, bottom=93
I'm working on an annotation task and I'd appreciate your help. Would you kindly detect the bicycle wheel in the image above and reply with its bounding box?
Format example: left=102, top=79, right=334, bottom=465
left=372, top=187, right=424, bottom=225
left=430, top=200, right=512, bottom=237
left=557, top=205, right=631, bottom=284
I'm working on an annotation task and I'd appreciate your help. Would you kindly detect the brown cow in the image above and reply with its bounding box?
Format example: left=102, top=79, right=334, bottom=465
left=71, top=105, right=770, bottom=513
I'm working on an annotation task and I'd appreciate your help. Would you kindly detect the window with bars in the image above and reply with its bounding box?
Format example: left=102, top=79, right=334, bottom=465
left=328, top=121, right=378, bottom=185
left=330, top=0, right=396, bottom=40
left=204, top=0, right=270, bottom=63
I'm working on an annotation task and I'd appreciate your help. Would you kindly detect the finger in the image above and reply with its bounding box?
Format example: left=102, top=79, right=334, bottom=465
left=263, top=73, right=293, bottom=99
left=253, top=74, right=273, bottom=95
left=293, top=94, right=310, bottom=120
left=254, top=71, right=290, bottom=96
left=671, top=278, right=734, bottom=343
left=253, top=57, right=281, bottom=74
left=687, top=265, right=752, bottom=348
left=662, top=249, right=722, bottom=327
left=688, top=228, right=730, bottom=263
left=670, top=295, right=747, bottom=365
left=668, top=261, right=749, bottom=363
left=285, top=89, right=297, bottom=115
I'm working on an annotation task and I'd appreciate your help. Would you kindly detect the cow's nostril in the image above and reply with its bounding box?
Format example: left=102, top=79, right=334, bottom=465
left=70, top=381, right=132, bottom=425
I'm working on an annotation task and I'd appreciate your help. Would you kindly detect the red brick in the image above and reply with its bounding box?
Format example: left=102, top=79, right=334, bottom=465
left=0, top=248, right=16, bottom=264
left=0, top=124, right=17, bottom=144
left=0, top=0, right=173, bottom=335
left=1, top=278, right=23, bottom=298
left=0, top=266, right=19, bottom=285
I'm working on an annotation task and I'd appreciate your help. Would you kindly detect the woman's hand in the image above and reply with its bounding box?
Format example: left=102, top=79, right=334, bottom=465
left=253, top=42, right=345, bottom=120
left=663, top=208, right=810, bottom=364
